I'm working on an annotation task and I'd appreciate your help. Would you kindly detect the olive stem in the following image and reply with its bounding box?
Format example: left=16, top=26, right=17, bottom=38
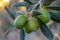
left=29, top=0, right=43, bottom=17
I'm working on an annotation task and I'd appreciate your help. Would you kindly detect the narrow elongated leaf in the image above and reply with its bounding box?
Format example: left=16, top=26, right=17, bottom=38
left=12, top=2, right=30, bottom=7
left=3, top=14, right=16, bottom=37
left=46, top=6, right=60, bottom=11
left=32, top=10, right=40, bottom=16
left=43, top=0, right=55, bottom=6
left=20, top=29, right=25, bottom=40
left=5, top=7, right=25, bottom=40
left=40, top=22, right=53, bottom=40
left=49, top=11, right=60, bottom=23
left=40, top=23, right=53, bottom=40
left=24, top=0, right=33, bottom=5
left=37, top=18, right=54, bottom=40
left=5, top=7, right=17, bottom=19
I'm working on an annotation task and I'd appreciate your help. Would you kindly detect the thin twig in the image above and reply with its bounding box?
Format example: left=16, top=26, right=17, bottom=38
left=30, top=0, right=42, bottom=16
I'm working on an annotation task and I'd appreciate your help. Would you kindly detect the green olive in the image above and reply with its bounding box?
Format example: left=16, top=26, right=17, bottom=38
left=28, top=17, right=39, bottom=31
left=24, top=23, right=32, bottom=34
left=14, top=15, right=28, bottom=29
left=37, top=7, right=51, bottom=23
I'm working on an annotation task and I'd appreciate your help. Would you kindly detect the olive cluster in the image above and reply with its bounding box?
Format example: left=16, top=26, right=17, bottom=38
left=14, top=7, right=51, bottom=34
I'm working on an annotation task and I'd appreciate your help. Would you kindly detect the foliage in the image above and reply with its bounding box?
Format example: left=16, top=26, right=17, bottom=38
left=4, top=0, right=60, bottom=40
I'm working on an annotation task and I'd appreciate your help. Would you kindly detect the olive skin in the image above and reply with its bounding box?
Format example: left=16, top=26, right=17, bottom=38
left=37, top=7, right=51, bottom=23
left=14, top=15, right=28, bottom=29
left=28, top=17, right=39, bottom=31
left=24, top=23, right=32, bottom=34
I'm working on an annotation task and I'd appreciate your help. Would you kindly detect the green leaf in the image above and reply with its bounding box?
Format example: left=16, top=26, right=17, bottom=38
left=5, top=6, right=25, bottom=40
left=40, top=22, right=53, bottom=40
left=20, top=28, right=25, bottom=40
left=37, top=18, right=54, bottom=40
left=32, top=10, right=40, bottom=16
left=5, top=7, right=25, bottom=40
left=24, top=0, right=33, bottom=5
left=49, top=11, right=60, bottom=23
left=43, top=0, right=55, bottom=6
left=12, top=2, right=30, bottom=7
left=5, top=7, right=17, bottom=19
left=45, top=6, right=60, bottom=11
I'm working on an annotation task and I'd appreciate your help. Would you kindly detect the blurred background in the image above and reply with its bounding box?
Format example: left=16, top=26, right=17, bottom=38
left=0, top=0, right=60, bottom=40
